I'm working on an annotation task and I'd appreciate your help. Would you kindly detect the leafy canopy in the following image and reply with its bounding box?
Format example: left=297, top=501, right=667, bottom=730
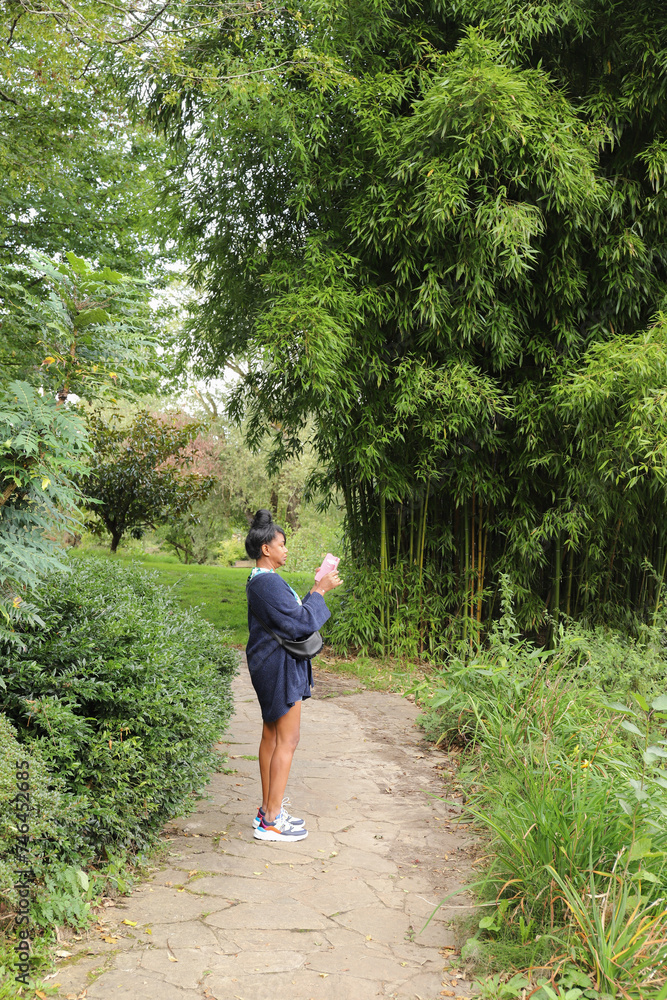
left=0, top=1, right=178, bottom=274
left=142, top=0, right=667, bottom=648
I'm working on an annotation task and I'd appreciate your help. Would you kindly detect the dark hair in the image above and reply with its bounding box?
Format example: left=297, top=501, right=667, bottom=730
left=245, top=509, right=286, bottom=560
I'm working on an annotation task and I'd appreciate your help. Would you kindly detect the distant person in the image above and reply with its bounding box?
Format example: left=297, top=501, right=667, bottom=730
left=244, top=509, right=342, bottom=842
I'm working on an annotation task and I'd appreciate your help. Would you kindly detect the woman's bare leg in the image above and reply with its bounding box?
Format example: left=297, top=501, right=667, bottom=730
left=258, top=719, right=277, bottom=813
left=265, top=701, right=302, bottom=823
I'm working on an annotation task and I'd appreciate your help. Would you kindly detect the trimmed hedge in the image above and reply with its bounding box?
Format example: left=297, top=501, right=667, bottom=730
left=1, top=557, right=237, bottom=880
left=0, top=715, right=73, bottom=913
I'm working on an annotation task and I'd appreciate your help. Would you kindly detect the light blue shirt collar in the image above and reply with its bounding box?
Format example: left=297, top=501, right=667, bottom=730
left=248, top=566, right=302, bottom=605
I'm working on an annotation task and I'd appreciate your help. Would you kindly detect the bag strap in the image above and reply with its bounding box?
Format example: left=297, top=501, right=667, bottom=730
left=252, top=606, right=289, bottom=649
left=246, top=581, right=289, bottom=649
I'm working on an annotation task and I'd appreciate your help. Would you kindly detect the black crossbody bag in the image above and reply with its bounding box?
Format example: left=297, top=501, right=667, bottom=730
left=246, top=584, right=323, bottom=659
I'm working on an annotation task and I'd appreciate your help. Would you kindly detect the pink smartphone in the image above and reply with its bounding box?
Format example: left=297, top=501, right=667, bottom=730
left=315, top=553, right=340, bottom=582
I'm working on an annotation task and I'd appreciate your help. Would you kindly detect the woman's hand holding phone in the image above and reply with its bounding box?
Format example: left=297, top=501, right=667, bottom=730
left=312, top=570, right=342, bottom=594
left=312, top=553, right=342, bottom=595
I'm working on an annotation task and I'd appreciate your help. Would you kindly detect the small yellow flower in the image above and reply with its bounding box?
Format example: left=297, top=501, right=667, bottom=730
left=581, top=760, right=590, bottom=769
left=42, top=356, right=56, bottom=366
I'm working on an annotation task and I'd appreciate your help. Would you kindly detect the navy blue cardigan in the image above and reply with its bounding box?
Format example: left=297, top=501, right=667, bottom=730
left=245, top=572, right=331, bottom=722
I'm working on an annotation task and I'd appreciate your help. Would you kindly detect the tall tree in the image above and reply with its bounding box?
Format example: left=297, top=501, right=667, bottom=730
left=80, top=409, right=214, bottom=551
left=0, top=2, right=179, bottom=639
left=0, top=252, right=161, bottom=641
left=133, top=2, right=667, bottom=651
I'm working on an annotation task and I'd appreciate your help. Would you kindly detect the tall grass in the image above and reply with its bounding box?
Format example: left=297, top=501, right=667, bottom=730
left=549, top=867, right=667, bottom=997
left=417, top=592, right=667, bottom=998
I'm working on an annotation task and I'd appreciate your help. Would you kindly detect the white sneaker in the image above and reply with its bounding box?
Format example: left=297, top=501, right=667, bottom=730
left=253, top=812, right=308, bottom=842
left=252, top=798, right=305, bottom=830
left=280, top=797, right=304, bottom=826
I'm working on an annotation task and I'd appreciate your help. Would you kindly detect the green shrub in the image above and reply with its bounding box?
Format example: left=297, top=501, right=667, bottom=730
left=556, top=620, right=667, bottom=697
left=0, top=715, right=77, bottom=909
left=214, top=533, right=247, bottom=566
left=0, top=711, right=101, bottom=960
left=1, top=557, right=238, bottom=858
left=322, top=562, right=384, bottom=655
left=324, top=561, right=469, bottom=660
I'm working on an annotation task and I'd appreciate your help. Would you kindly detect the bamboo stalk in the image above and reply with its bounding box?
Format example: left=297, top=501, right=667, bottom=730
left=416, top=479, right=431, bottom=658
left=476, top=507, right=488, bottom=626
left=418, top=478, right=430, bottom=587
left=380, top=489, right=386, bottom=641
left=476, top=500, right=483, bottom=631
left=453, top=503, right=460, bottom=580
left=470, top=481, right=476, bottom=630
left=358, top=478, right=370, bottom=559
left=553, top=531, right=562, bottom=622
left=353, top=484, right=364, bottom=560
left=395, top=501, right=402, bottom=567
left=463, top=499, right=470, bottom=628
left=566, top=541, right=574, bottom=618
left=603, top=516, right=622, bottom=606
left=341, top=468, right=360, bottom=561
left=409, top=496, right=415, bottom=565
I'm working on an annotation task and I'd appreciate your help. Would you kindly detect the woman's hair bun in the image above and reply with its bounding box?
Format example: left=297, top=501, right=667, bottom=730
left=251, top=509, right=273, bottom=529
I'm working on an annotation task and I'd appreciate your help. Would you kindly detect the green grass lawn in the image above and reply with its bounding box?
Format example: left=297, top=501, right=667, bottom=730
left=70, top=547, right=428, bottom=694
left=70, top=548, right=314, bottom=644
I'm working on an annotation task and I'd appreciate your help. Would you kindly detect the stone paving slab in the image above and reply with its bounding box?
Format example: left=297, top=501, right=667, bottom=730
left=51, top=662, right=477, bottom=999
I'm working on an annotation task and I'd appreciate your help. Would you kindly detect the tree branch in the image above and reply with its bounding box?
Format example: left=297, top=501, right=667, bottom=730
left=6, top=14, right=23, bottom=45
left=106, top=1, right=171, bottom=45
left=204, top=391, right=218, bottom=418
left=0, top=482, right=18, bottom=508
left=0, top=89, right=20, bottom=106
left=75, top=52, right=97, bottom=79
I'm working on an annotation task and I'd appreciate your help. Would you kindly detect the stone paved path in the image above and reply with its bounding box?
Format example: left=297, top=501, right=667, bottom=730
left=53, top=664, right=477, bottom=1000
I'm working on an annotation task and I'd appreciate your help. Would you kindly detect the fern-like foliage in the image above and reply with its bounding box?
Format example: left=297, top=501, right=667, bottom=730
left=0, top=382, right=88, bottom=643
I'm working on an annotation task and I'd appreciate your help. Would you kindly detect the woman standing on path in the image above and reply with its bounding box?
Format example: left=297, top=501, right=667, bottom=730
left=245, top=509, right=342, bottom=842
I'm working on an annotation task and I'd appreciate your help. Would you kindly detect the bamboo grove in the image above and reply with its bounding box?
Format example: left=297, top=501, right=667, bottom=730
left=136, top=0, right=667, bottom=653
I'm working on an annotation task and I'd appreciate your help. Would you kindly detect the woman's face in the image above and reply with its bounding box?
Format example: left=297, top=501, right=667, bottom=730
left=261, top=531, right=288, bottom=568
